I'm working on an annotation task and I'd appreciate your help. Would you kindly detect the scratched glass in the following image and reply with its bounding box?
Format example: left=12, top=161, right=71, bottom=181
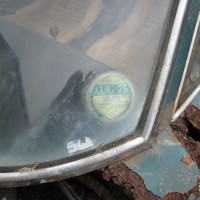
left=0, top=0, right=173, bottom=166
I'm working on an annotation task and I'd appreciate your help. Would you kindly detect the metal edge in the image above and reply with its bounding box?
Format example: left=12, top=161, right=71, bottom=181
left=0, top=0, right=189, bottom=185
left=143, top=0, right=189, bottom=140
left=172, top=11, right=200, bottom=120
left=172, top=84, right=200, bottom=121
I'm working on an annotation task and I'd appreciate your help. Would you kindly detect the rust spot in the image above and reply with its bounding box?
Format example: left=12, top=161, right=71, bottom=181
left=162, top=192, right=187, bottom=200
left=185, top=106, right=200, bottom=130
left=95, top=162, right=196, bottom=199
left=171, top=105, right=200, bottom=168
left=181, top=156, right=192, bottom=165
left=97, top=162, right=161, bottom=200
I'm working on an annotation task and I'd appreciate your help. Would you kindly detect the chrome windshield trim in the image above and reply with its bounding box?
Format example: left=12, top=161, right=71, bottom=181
left=143, top=0, right=189, bottom=140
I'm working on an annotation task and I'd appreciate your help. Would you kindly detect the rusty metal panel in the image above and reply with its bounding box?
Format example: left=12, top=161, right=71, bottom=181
left=124, top=0, right=200, bottom=197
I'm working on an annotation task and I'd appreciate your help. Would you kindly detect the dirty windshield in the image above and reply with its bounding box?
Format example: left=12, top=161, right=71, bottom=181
left=0, top=0, right=173, bottom=166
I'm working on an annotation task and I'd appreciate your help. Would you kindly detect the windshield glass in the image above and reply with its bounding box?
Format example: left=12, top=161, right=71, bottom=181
left=0, top=0, right=173, bottom=166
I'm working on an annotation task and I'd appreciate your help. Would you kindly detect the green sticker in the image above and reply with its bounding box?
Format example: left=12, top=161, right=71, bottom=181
left=89, top=72, right=133, bottom=120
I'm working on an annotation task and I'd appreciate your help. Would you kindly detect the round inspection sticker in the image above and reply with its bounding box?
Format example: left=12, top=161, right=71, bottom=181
left=88, top=72, right=133, bottom=120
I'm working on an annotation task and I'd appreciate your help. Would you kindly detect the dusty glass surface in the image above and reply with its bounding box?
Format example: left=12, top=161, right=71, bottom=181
left=0, top=0, right=173, bottom=166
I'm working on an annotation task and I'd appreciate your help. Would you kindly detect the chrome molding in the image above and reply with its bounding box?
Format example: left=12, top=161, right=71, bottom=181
left=173, top=84, right=200, bottom=121
left=0, top=0, right=189, bottom=185
left=143, top=0, right=189, bottom=139
left=172, top=11, right=200, bottom=121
